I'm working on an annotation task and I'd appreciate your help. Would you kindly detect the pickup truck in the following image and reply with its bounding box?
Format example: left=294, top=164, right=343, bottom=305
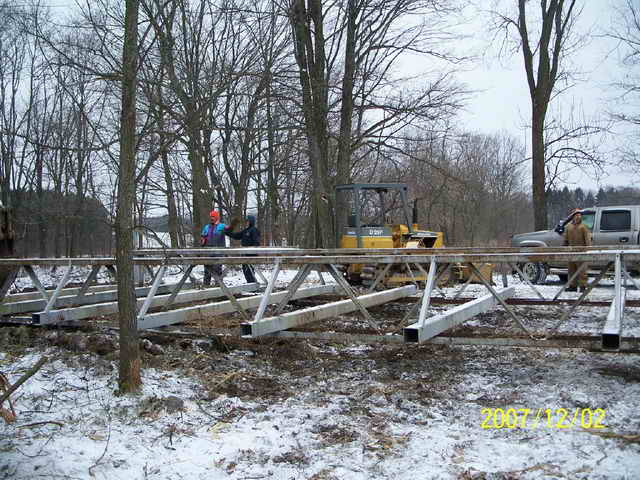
left=511, top=205, right=640, bottom=284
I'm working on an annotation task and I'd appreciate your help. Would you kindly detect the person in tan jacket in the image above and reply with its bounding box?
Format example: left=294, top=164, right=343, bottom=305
left=563, top=209, right=592, bottom=291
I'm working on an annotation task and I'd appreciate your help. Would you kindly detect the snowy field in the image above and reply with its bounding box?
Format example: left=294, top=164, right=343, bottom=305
left=1, top=266, right=640, bottom=479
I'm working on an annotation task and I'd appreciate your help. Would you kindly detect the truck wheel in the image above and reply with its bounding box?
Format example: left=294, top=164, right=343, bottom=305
left=518, top=262, right=547, bottom=285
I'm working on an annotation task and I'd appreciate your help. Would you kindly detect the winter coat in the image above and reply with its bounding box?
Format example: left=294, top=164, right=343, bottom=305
left=201, top=222, right=227, bottom=247
left=564, top=222, right=592, bottom=247
left=225, top=215, right=261, bottom=247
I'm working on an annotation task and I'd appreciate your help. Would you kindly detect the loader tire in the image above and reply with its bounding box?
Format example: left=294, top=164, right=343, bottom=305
left=361, top=264, right=386, bottom=290
left=517, top=262, right=547, bottom=285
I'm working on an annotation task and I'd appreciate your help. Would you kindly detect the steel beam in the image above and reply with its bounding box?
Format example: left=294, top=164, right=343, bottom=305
left=4, top=249, right=640, bottom=267
left=241, top=285, right=416, bottom=338
left=270, top=330, right=640, bottom=351
left=404, top=287, right=515, bottom=343
left=33, top=283, right=258, bottom=325
left=602, top=288, right=626, bottom=350
left=1, top=283, right=195, bottom=315
left=139, top=285, right=337, bottom=330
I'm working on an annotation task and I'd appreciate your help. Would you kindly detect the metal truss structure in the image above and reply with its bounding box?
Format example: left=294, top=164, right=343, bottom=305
left=0, top=246, right=638, bottom=351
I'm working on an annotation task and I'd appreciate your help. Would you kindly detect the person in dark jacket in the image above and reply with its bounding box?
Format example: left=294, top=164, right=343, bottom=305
left=200, top=210, right=227, bottom=286
left=225, top=215, right=261, bottom=283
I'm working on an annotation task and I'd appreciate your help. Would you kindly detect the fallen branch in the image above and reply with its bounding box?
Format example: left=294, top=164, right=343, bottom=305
left=0, top=356, right=48, bottom=406
left=88, top=423, right=111, bottom=477
left=16, top=420, right=64, bottom=429
left=582, top=428, right=640, bottom=444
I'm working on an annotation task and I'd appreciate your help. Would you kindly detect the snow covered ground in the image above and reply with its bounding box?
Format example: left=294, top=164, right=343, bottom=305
left=1, top=268, right=640, bottom=479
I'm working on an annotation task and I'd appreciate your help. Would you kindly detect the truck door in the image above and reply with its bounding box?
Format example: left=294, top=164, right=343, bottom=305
left=593, top=208, right=636, bottom=246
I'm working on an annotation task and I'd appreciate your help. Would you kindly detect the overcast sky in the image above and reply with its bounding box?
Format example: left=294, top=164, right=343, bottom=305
left=44, top=0, right=633, bottom=194
left=453, top=1, right=631, bottom=192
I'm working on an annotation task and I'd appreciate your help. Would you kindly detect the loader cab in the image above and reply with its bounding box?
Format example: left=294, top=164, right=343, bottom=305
left=335, top=183, right=443, bottom=249
left=336, top=183, right=412, bottom=249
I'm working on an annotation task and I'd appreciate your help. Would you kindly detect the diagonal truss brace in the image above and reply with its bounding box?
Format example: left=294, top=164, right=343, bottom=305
left=553, top=262, right=589, bottom=301
left=325, top=263, right=380, bottom=332
left=23, top=266, right=49, bottom=301
left=254, top=259, right=281, bottom=323
left=165, top=265, right=195, bottom=308
left=550, top=262, right=614, bottom=332
left=466, top=262, right=532, bottom=335
left=510, top=262, right=546, bottom=301
left=274, top=264, right=313, bottom=315
left=44, top=265, right=73, bottom=313
left=136, top=265, right=167, bottom=321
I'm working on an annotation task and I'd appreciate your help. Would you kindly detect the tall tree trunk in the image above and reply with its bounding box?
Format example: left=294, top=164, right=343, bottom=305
left=531, top=109, right=547, bottom=230
left=117, top=0, right=141, bottom=394
left=335, top=0, right=358, bottom=245
left=290, top=0, right=333, bottom=248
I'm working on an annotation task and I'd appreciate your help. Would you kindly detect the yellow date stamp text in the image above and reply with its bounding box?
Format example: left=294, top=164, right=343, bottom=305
left=480, top=408, right=606, bottom=429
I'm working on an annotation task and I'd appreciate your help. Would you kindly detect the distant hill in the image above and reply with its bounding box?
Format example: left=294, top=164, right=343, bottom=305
left=143, top=214, right=193, bottom=233
left=12, top=190, right=111, bottom=257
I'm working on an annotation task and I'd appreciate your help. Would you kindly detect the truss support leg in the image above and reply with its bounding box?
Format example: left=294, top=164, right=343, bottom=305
left=0, top=266, right=20, bottom=303
left=136, top=265, right=167, bottom=321
left=74, top=265, right=101, bottom=303
left=211, top=269, right=250, bottom=322
left=622, top=268, right=640, bottom=292
left=254, top=260, right=281, bottom=323
left=255, top=268, right=268, bottom=285
left=551, top=262, right=613, bottom=332
left=603, top=254, right=625, bottom=350
left=417, top=258, right=438, bottom=327
left=509, top=263, right=546, bottom=301
left=466, top=262, right=531, bottom=335
left=453, top=267, right=474, bottom=300
left=166, top=265, right=195, bottom=308
left=553, top=262, right=589, bottom=301
left=105, top=265, right=117, bottom=282
left=326, top=263, right=380, bottom=331
left=367, top=263, right=392, bottom=293
left=274, top=264, right=312, bottom=315
left=399, top=263, right=445, bottom=325
left=44, top=265, right=73, bottom=313
left=24, top=266, right=49, bottom=301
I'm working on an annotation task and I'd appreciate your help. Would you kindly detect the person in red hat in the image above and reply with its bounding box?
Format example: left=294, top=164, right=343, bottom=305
left=563, top=208, right=592, bottom=292
left=200, top=210, right=227, bottom=286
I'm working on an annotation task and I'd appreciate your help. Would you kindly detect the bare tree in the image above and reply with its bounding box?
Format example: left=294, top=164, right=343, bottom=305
left=117, top=0, right=141, bottom=393
left=609, top=0, right=640, bottom=172
left=492, top=0, right=580, bottom=230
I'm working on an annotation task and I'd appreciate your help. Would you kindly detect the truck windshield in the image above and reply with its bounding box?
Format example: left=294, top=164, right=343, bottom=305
left=582, top=211, right=595, bottom=230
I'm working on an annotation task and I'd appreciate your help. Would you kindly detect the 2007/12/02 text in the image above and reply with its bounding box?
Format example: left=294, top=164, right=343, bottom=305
left=481, top=408, right=606, bottom=429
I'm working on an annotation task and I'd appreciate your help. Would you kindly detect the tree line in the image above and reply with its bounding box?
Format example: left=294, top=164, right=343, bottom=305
left=0, top=0, right=638, bottom=256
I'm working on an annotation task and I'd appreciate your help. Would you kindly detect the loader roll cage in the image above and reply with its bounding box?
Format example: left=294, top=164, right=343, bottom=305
left=336, top=183, right=415, bottom=247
